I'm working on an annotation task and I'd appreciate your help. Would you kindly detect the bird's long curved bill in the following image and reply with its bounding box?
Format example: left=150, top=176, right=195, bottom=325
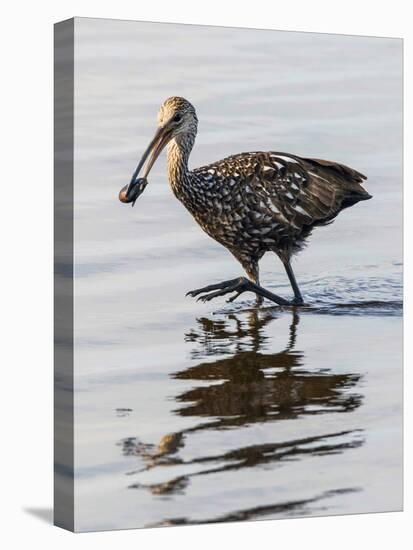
left=126, top=125, right=172, bottom=196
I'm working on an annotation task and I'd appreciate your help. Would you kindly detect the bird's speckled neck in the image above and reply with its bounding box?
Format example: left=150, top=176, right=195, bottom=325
left=166, top=134, right=195, bottom=194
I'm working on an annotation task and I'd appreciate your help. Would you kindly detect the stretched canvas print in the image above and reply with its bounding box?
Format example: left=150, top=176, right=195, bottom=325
left=54, top=17, right=403, bottom=532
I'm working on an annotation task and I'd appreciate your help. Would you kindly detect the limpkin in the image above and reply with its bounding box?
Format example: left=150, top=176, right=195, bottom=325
left=119, top=97, right=371, bottom=306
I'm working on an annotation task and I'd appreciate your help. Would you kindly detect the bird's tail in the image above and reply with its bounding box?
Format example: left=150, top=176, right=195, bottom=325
left=304, top=157, right=372, bottom=207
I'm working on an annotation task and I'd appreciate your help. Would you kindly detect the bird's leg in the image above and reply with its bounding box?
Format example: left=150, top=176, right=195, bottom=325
left=254, top=292, right=264, bottom=307
left=283, top=260, right=304, bottom=305
left=245, top=263, right=263, bottom=306
left=186, top=277, right=290, bottom=306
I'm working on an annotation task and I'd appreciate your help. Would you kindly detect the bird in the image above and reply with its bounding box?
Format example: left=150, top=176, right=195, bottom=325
left=119, top=96, right=372, bottom=306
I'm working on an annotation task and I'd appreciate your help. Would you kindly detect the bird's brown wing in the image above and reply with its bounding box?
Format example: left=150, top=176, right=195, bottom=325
left=196, top=151, right=370, bottom=232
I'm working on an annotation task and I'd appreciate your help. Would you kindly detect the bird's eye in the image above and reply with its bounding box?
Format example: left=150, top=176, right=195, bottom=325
left=172, top=113, right=182, bottom=123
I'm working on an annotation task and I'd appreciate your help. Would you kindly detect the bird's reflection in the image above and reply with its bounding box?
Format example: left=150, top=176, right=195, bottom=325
left=120, top=310, right=363, bottom=503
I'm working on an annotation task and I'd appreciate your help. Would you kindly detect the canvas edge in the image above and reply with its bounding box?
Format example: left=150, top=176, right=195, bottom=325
left=54, top=17, right=75, bottom=533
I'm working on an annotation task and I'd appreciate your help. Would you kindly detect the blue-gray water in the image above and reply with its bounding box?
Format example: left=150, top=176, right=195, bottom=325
left=69, top=18, right=402, bottom=531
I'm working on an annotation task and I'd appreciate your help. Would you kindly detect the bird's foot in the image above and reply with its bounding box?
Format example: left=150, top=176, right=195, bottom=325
left=186, top=277, right=248, bottom=303
left=186, top=277, right=291, bottom=306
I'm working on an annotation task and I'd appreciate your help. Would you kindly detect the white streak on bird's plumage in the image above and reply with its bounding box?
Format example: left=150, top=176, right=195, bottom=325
left=275, top=155, right=299, bottom=163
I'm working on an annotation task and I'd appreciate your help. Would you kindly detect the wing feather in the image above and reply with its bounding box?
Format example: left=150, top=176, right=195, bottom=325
left=195, top=151, right=370, bottom=235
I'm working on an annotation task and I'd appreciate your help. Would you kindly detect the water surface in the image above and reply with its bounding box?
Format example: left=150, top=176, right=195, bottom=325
left=70, top=19, right=402, bottom=531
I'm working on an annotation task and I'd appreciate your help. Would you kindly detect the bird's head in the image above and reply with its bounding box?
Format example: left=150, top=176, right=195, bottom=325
left=119, top=96, right=197, bottom=206
left=157, top=96, right=198, bottom=140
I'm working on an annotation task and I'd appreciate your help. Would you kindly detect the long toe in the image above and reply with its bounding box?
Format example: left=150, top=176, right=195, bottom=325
left=186, top=278, right=242, bottom=298
left=197, top=281, right=244, bottom=303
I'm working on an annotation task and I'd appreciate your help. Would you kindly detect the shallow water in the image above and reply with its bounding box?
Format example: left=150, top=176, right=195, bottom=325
left=68, top=18, right=402, bottom=531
